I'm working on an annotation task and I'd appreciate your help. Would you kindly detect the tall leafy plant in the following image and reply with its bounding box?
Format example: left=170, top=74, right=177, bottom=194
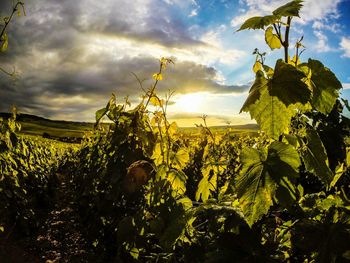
left=235, top=0, right=344, bottom=227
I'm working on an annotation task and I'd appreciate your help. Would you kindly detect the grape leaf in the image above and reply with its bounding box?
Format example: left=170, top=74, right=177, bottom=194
left=236, top=142, right=300, bottom=227
left=245, top=86, right=294, bottom=138
left=195, top=167, right=216, bottom=202
left=0, top=33, right=8, bottom=52
left=299, top=129, right=333, bottom=185
left=168, top=169, right=187, bottom=195
left=306, top=59, right=342, bottom=115
left=265, top=26, right=282, bottom=50
left=240, top=71, right=269, bottom=112
left=253, top=60, right=262, bottom=73
left=269, top=59, right=311, bottom=106
left=171, top=148, right=190, bottom=169
left=237, top=15, right=277, bottom=31
left=95, top=107, right=107, bottom=123
left=150, top=96, right=164, bottom=107
left=272, top=0, right=303, bottom=17
left=152, top=73, right=163, bottom=80
left=241, top=60, right=311, bottom=138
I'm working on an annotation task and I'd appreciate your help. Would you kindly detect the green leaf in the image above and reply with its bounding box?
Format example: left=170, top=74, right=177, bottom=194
left=240, top=71, right=269, bottom=112
left=95, top=107, right=107, bottom=123
left=269, top=59, right=311, bottom=106
left=177, top=197, right=193, bottom=210
left=265, top=26, right=282, bottom=49
left=168, top=169, right=187, bottom=195
left=241, top=60, right=311, bottom=138
left=150, top=96, right=163, bottom=107
left=245, top=85, right=294, bottom=138
left=0, top=33, right=8, bottom=52
left=299, top=129, right=333, bottom=185
left=235, top=142, right=300, bottom=227
left=272, top=0, right=303, bottom=17
left=252, top=60, right=262, bottom=73
left=263, top=65, right=274, bottom=78
left=130, top=247, right=139, bottom=260
left=195, top=167, right=216, bottom=202
left=152, top=143, right=163, bottom=166
left=171, top=148, right=190, bottom=169
left=237, top=15, right=277, bottom=31
left=307, top=59, right=342, bottom=114
left=330, top=164, right=344, bottom=188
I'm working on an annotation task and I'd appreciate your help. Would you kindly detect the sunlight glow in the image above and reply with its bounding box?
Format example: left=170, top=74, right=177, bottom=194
left=174, top=93, right=205, bottom=113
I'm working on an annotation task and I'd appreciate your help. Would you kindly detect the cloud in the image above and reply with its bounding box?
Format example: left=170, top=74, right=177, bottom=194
left=312, top=21, right=341, bottom=33
left=231, top=0, right=342, bottom=28
left=313, top=30, right=334, bottom=52
left=340, top=37, right=350, bottom=58
left=0, top=0, right=249, bottom=121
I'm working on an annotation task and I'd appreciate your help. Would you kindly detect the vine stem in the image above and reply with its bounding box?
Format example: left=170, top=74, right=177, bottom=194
left=0, top=2, right=24, bottom=42
left=144, top=62, right=163, bottom=110
left=283, top=16, right=292, bottom=63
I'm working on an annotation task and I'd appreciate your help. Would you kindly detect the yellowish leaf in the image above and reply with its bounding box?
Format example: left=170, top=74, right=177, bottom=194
left=152, top=73, right=163, bottom=81
left=150, top=96, right=163, bottom=107
left=168, top=122, right=178, bottom=135
left=253, top=61, right=262, bottom=73
left=265, top=26, right=282, bottom=50
left=0, top=33, right=8, bottom=52
left=172, top=148, right=190, bottom=169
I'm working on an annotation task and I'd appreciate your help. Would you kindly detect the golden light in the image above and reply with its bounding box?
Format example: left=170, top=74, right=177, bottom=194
left=174, top=93, right=205, bottom=113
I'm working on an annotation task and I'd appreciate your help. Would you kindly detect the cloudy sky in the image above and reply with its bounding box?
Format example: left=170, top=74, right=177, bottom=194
left=1, top=0, right=350, bottom=126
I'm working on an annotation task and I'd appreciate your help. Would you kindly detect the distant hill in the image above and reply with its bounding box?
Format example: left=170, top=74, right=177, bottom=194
left=0, top=112, right=259, bottom=139
left=0, top=112, right=93, bottom=139
left=209, top=124, right=259, bottom=130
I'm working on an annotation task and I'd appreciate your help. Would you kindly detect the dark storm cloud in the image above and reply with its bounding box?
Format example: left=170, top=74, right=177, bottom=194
left=0, top=0, right=247, bottom=120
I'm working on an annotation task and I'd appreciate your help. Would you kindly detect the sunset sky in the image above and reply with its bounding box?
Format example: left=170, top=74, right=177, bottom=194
left=1, top=0, right=350, bottom=126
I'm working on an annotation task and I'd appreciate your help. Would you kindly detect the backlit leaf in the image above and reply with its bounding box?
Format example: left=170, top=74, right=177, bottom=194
left=242, top=60, right=310, bottom=138
left=168, top=121, right=178, bottom=135
left=95, top=107, right=107, bottom=123
left=253, top=60, right=262, bottom=73
left=237, top=15, right=277, bottom=31
left=299, top=129, right=333, bottom=185
left=263, top=65, right=274, bottom=78
left=152, top=73, right=163, bottom=81
left=0, top=33, right=8, bottom=52
left=272, top=0, right=303, bottom=17
left=195, top=167, right=216, bottom=202
left=130, top=247, right=139, bottom=260
left=245, top=85, right=294, bottom=138
left=150, top=96, right=163, bottom=107
left=171, top=148, right=189, bottom=169
left=235, top=142, right=300, bottom=227
left=151, top=143, right=163, bottom=166
left=265, top=26, right=282, bottom=50
left=168, top=169, right=187, bottom=195
left=240, top=71, right=269, bottom=112
left=269, top=59, right=311, bottom=106
left=306, top=59, right=342, bottom=114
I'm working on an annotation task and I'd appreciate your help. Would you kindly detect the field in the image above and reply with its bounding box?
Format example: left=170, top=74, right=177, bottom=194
left=0, top=113, right=93, bottom=138
left=0, top=112, right=259, bottom=140
left=1, top=1, right=350, bottom=262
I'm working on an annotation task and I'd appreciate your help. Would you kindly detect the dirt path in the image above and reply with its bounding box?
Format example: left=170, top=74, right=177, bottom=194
left=0, top=176, right=96, bottom=263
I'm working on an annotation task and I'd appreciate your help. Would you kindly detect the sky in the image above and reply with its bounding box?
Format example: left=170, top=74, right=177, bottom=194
left=0, top=0, right=350, bottom=126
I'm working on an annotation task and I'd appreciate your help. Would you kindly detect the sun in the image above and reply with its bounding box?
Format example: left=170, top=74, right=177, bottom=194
left=175, top=93, right=204, bottom=113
